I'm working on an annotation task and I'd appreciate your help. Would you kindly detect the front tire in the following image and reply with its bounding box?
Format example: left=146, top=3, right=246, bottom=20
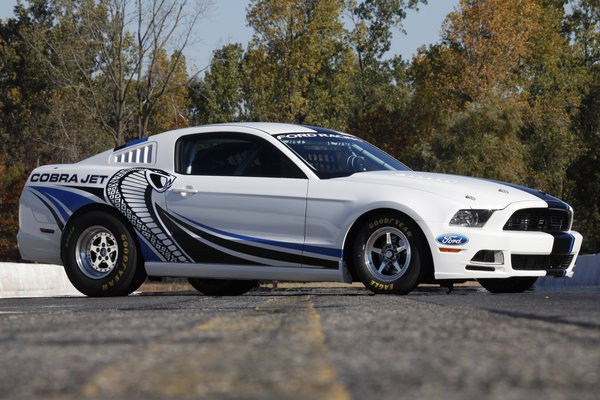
left=62, top=211, right=146, bottom=297
left=353, top=213, right=423, bottom=294
left=478, top=277, right=538, bottom=293
left=188, top=278, right=258, bottom=296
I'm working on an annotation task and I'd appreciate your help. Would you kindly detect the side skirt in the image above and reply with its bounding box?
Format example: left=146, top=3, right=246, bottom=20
left=145, top=261, right=352, bottom=283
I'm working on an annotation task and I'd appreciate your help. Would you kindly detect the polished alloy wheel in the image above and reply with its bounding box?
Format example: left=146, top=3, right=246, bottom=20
left=363, top=227, right=411, bottom=282
left=75, top=226, right=119, bottom=279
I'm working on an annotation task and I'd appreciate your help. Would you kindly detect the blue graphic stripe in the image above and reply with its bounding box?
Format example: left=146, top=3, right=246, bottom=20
left=550, top=232, right=576, bottom=254
left=114, top=137, right=148, bottom=151
left=300, top=125, right=343, bottom=135
left=30, top=188, right=71, bottom=221
left=137, top=237, right=162, bottom=262
left=172, top=211, right=342, bottom=259
left=568, top=233, right=575, bottom=254
left=31, top=192, right=65, bottom=230
left=305, top=244, right=343, bottom=259
left=31, top=186, right=96, bottom=218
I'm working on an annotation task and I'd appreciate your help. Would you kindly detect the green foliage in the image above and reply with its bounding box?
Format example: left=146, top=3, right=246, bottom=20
left=428, top=97, right=527, bottom=183
left=567, top=67, right=600, bottom=253
left=564, top=0, right=600, bottom=66
left=517, top=1, right=586, bottom=196
left=0, top=0, right=57, bottom=166
left=346, top=0, right=425, bottom=142
left=565, top=0, right=600, bottom=253
left=190, top=43, right=246, bottom=124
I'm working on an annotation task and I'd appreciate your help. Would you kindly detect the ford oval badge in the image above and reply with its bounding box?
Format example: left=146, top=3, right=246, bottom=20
left=436, top=234, right=469, bottom=246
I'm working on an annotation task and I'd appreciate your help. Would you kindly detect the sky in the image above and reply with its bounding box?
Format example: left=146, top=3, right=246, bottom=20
left=0, top=0, right=459, bottom=72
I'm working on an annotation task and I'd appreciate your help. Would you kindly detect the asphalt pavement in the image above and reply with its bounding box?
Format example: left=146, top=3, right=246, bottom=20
left=0, top=285, right=598, bottom=400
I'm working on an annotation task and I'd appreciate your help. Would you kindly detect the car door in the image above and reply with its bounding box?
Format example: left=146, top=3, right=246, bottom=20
left=163, top=132, right=309, bottom=267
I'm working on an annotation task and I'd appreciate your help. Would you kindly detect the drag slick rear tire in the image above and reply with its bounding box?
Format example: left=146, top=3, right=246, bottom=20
left=62, top=211, right=146, bottom=297
left=188, top=278, right=258, bottom=296
left=353, top=213, right=424, bottom=295
left=478, top=277, right=538, bottom=293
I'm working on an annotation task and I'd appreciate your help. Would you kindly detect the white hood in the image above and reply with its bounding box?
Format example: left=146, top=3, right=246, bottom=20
left=338, top=171, right=547, bottom=210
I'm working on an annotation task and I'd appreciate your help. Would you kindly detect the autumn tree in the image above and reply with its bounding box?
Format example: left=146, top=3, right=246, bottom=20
left=428, top=0, right=541, bottom=108
left=243, top=0, right=353, bottom=129
left=408, top=0, right=545, bottom=178
left=145, top=50, right=191, bottom=133
left=25, top=0, right=209, bottom=146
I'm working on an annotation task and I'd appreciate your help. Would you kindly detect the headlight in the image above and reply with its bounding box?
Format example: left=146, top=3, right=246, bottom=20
left=449, top=209, right=495, bottom=227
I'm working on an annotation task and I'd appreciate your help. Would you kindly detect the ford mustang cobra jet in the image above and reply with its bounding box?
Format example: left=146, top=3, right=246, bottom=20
left=18, top=123, right=583, bottom=296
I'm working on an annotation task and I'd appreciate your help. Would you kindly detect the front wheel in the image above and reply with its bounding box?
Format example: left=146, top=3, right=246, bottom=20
left=352, top=213, right=424, bottom=294
left=478, top=277, right=538, bottom=293
left=62, top=211, right=146, bottom=297
left=188, top=278, right=258, bottom=296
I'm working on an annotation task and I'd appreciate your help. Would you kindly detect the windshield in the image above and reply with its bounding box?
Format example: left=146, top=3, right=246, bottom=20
left=274, top=132, right=411, bottom=179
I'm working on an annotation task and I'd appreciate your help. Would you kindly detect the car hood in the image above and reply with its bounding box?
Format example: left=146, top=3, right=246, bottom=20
left=337, top=171, right=568, bottom=210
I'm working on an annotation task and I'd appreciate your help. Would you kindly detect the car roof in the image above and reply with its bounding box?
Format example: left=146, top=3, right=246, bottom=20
left=211, top=122, right=323, bottom=135
left=150, top=122, right=346, bottom=139
left=80, top=123, right=352, bottom=166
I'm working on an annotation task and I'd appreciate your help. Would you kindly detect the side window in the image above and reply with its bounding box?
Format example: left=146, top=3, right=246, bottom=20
left=176, top=133, right=306, bottom=179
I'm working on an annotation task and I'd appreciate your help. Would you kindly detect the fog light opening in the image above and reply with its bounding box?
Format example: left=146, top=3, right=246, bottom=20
left=471, top=250, right=504, bottom=265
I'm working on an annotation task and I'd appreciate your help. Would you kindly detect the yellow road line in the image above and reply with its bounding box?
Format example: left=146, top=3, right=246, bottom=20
left=81, top=295, right=350, bottom=399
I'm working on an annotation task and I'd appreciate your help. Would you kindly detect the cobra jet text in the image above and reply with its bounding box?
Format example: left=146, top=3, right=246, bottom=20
left=30, top=173, right=108, bottom=184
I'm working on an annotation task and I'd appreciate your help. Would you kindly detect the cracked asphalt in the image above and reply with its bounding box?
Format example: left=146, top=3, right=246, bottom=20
left=0, top=285, right=598, bottom=400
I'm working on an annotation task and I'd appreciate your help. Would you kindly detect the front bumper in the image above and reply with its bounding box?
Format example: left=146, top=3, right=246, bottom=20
left=431, top=230, right=582, bottom=280
left=425, top=204, right=583, bottom=281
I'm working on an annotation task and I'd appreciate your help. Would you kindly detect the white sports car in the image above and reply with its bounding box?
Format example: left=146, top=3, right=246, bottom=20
left=18, top=123, right=582, bottom=296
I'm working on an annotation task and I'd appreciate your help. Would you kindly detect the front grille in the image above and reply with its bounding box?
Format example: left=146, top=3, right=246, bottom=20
left=503, top=208, right=570, bottom=232
left=511, top=254, right=574, bottom=270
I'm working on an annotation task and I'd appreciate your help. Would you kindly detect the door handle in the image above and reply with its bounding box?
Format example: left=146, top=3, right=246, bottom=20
left=171, top=185, right=200, bottom=196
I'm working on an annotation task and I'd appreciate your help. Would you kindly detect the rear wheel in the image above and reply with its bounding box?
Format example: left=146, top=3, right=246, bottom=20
left=62, top=211, right=146, bottom=297
left=352, top=213, right=423, bottom=294
left=478, top=277, right=538, bottom=293
left=188, top=278, right=258, bottom=296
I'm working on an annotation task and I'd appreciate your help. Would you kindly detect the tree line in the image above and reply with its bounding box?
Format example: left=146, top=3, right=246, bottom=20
left=1, top=0, right=599, bottom=260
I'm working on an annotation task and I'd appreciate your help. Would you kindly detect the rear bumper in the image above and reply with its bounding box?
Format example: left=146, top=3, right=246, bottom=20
left=17, top=229, right=62, bottom=265
left=18, top=189, right=63, bottom=265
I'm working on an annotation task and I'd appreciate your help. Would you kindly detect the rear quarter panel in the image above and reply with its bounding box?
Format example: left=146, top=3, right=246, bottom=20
left=18, top=164, right=127, bottom=263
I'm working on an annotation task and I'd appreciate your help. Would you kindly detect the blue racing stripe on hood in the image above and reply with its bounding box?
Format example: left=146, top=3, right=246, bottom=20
left=484, top=180, right=570, bottom=210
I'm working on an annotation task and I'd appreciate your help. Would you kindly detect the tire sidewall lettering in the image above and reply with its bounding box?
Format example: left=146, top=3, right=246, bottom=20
left=369, top=218, right=413, bottom=237
left=102, top=232, right=133, bottom=291
left=369, top=279, right=395, bottom=291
